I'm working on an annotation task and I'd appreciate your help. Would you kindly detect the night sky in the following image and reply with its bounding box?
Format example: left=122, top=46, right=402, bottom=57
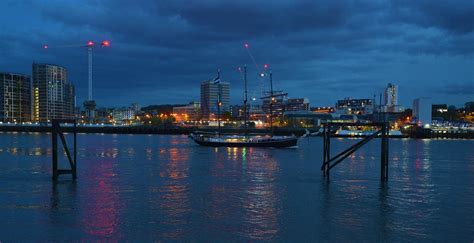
left=1, top=0, right=473, bottom=108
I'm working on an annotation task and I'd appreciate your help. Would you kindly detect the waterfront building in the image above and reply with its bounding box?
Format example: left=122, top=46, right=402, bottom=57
left=413, top=97, right=432, bottom=126
left=261, top=91, right=288, bottom=118
left=200, top=80, right=230, bottom=120
left=132, top=103, right=141, bottom=114
left=284, top=111, right=366, bottom=128
left=0, top=72, right=31, bottom=123
left=335, top=98, right=374, bottom=115
left=112, top=107, right=135, bottom=123
left=383, top=83, right=398, bottom=112
left=230, top=104, right=245, bottom=119
left=32, top=63, right=75, bottom=122
left=311, top=107, right=335, bottom=113
left=173, top=101, right=201, bottom=122
left=286, top=98, right=310, bottom=112
left=432, top=104, right=448, bottom=114
left=83, top=100, right=96, bottom=121
left=95, top=107, right=114, bottom=123
left=371, top=112, right=404, bottom=123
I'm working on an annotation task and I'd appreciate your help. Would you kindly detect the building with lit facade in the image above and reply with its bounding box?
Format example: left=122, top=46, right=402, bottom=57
left=200, top=80, right=230, bottom=120
left=95, top=107, right=114, bottom=123
left=173, top=101, right=200, bottom=122
left=0, top=72, right=31, bottom=122
left=382, top=83, right=403, bottom=112
left=413, top=97, right=432, bottom=126
left=131, top=103, right=141, bottom=114
left=261, top=91, right=288, bottom=118
left=230, top=105, right=245, bottom=119
left=335, top=98, right=374, bottom=115
left=112, top=107, right=135, bottom=123
left=311, top=107, right=335, bottom=114
left=432, top=104, right=448, bottom=117
left=383, top=83, right=397, bottom=111
left=32, top=63, right=75, bottom=122
left=286, top=98, right=310, bottom=112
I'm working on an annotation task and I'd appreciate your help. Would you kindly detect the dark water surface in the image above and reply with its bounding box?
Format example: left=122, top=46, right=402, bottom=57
left=0, top=132, right=473, bottom=241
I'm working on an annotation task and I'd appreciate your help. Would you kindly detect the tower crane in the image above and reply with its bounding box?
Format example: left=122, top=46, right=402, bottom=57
left=43, top=40, right=111, bottom=122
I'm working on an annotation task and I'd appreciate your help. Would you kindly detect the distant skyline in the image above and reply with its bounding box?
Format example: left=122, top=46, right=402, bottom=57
left=1, top=0, right=473, bottom=108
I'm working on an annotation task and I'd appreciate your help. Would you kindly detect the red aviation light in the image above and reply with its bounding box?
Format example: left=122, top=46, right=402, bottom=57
left=264, top=64, right=269, bottom=69
left=244, top=43, right=249, bottom=48
left=101, top=40, right=110, bottom=47
left=43, top=44, right=48, bottom=49
left=87, top=41, right=94, bottom=47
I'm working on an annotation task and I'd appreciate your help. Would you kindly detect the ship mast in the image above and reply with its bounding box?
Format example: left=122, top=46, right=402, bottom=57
left=269, top=71, right=274, bottom=134
left=217, top=70, right=221, bottom=134
left=243, top=65, right=248, bottom=136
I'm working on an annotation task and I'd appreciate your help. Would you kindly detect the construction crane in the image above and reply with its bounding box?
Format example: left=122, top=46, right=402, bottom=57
left=43, top=40, right=111, bottom=122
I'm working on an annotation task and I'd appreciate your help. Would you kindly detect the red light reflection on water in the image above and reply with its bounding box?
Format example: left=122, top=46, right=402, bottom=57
left=156, top=147, right=191, bottom=239
left=82, top=160, right=120, bottom=238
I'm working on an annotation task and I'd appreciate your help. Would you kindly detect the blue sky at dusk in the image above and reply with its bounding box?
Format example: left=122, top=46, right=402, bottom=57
left=1, top=0, right=473, bottom=108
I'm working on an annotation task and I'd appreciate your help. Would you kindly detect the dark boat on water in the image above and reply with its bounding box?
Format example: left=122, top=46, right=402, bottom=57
left=189, top=133, right=298, bottom=148
left=190, top=49, right=300, bottom=148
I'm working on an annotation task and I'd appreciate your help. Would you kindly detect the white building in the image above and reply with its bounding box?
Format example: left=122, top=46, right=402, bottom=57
left=413, top=97, right=432, bottom=127
left=383, top=83, right=400, bottom=112
left=112, top=107, right=135, bottom=123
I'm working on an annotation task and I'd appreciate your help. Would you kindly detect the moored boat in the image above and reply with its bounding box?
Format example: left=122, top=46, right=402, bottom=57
left=189, top=133, right=298, bottom=148
left=335, top=129, right=406, bottom=138
left=190, top=64, right=299, bottom=148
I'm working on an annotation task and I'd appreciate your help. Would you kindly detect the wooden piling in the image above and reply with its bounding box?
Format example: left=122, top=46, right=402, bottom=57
left=51, top=119, right=77, bottom=181
left=321, top=122, right=390, bottom=182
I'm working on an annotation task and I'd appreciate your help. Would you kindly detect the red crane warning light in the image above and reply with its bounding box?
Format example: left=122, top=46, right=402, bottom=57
left=87, top=41, right=94, bottom=47
left=244, top=43, right=249, bottom=48
left=101, top=40, right=110, bottom=47
left=264, top=64, right=269, bottom=69
left=43, top=44, right=48, bottom=49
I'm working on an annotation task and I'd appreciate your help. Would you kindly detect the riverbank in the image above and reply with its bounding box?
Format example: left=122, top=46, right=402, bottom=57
left=0, top=125, right=312, bottom=136
left=1, top=125, right=472, bottom=139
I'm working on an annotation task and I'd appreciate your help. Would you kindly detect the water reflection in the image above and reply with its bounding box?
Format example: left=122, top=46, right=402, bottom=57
left=81, top=160, right=120, bottom=239
left=241, top=149, right=281, bottom=241
left=377, top=184, right=393, bottom=241
left=153, top=147, right=191, bottom=239
left=1, top=134, right=473, bottom=241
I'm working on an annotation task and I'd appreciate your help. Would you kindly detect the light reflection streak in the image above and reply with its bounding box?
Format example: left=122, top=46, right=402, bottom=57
left=240, top=149, right=281, bottom=241
left=81, top=160, right=120, bottom=239
left=154, top=147, right=191, bottom=239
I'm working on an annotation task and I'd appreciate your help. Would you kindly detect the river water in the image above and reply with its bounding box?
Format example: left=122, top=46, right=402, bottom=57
left=0, top=132, right=473, bottom=241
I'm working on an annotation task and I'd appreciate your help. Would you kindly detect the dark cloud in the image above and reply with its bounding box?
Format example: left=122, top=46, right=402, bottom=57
left=390, top=0, right=474, bottom=34
left=439, top=83, right=474, bottom=95
left=0, top=0, right=473, bottom=107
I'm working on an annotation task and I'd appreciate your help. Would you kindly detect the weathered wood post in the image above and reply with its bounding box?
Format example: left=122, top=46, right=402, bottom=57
left=52, top=120, right=58, bottom=180
left=380, top=122, right=390, bottom=182
left=384, top=122, right=389, bottom=182
left=51, top=119, right=77, bottom=181
left=325, top=124, right=330, bottom=178
left=73, top=121, right=77, bottom=179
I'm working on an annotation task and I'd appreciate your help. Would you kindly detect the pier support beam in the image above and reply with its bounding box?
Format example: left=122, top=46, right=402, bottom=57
left=321, top=122, right=390, bottom=182
left=380, top=123, right=389, bottom=182
left=52, top=119, right=77, bottom=181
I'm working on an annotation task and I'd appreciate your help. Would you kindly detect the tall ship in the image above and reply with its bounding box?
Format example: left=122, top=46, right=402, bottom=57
left=189, top=66, right=298, bottom=148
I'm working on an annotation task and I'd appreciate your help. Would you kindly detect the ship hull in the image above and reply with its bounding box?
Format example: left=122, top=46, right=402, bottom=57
left=191, top=136, right=298, bottom=148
